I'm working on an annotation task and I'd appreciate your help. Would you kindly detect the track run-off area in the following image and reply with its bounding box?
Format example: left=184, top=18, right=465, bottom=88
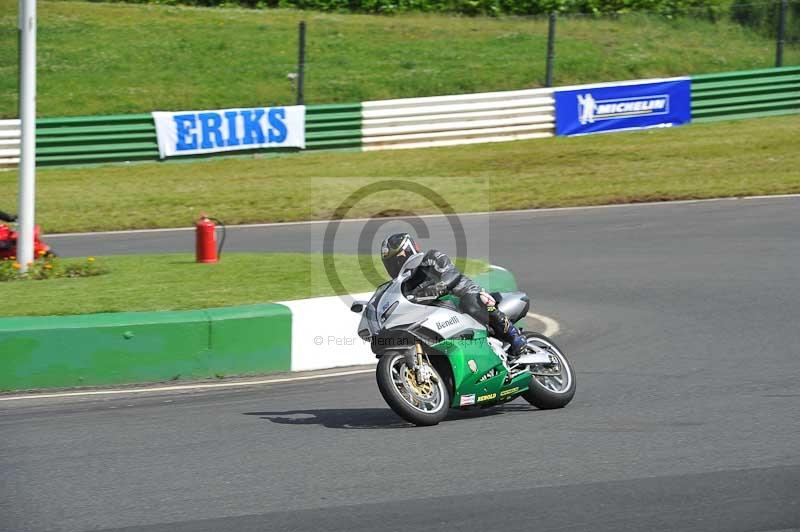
left=2, top=196, right=799, bottom=532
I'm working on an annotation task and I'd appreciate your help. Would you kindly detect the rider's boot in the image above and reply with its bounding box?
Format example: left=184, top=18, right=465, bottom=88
left=488, top=307, right=528, bottom=361
left=504, top=320, right=528, bottom=361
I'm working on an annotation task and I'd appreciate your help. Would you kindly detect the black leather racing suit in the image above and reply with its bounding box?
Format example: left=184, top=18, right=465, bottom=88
left=406, top=250, right=524, bottom=350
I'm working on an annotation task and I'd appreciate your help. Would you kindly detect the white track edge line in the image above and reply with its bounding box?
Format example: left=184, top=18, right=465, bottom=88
left=45, top=194, right=800, bottom=238
left=526, top=312, right=561, bottom=338
left=0, top=368, right=375, bottom=402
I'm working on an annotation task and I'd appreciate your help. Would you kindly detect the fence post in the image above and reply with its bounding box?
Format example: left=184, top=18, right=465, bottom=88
left=297, top=21, right=306, bottom=105
left=545, top=12, right=557, bottom=87
left=775, top=0, right=787, bottom=67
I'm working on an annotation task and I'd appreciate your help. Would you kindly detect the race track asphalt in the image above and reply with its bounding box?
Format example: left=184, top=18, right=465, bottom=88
left=2, top=196, right=799, bottom=532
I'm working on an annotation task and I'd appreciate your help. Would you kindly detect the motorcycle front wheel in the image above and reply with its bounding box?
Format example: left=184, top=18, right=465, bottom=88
left=520, top=332, right=576, bottom=409
left=376, top=353, right=450, bottom=426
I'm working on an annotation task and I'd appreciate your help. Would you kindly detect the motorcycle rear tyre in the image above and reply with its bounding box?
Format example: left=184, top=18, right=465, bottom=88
left=520, top=332, right=576, bottom=410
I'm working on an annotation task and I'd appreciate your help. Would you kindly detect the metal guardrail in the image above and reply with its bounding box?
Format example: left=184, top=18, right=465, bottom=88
left=0, top=119, right=21, bottom=169
left=304, top=103, right=362, bottom=151
left=361, top=88, right=555, bottom=151
left=691, top=66, right=800, bottom=123
left=1, top=104, right=362, bottom=168
left=37, top=114, right=157, bottom=166
left=1, top=67, right=797, bottom=169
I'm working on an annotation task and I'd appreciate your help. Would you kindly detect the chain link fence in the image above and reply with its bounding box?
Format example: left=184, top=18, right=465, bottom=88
left=540, top=0, right=799, bottom=86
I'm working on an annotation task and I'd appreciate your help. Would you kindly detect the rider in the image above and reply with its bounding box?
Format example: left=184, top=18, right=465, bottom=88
left=380, top=233, right=528, bottom=359
left=0, top=211, right=15, bottom=253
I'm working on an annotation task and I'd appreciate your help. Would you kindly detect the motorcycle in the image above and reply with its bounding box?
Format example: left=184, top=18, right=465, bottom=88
left=351, top=253, right=576, bottom=426
left=0, top=212, right=54, bottom=261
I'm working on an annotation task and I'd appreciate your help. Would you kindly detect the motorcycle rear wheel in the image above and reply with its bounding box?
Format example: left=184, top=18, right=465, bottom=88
left=520, top=332, right=576, bottom=409
left=376, top=353, right=450, bottom=427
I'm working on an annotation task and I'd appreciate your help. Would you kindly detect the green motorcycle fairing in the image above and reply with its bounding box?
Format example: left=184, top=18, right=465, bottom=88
left=432, top=329, right=531, bottom=408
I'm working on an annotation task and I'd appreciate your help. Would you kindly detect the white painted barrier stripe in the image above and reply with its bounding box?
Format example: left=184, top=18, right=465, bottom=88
left=362, top=131, right=554, bottom=151
left=281, top=292, right=376, bottom=373
left=362, top=123, right=554, bottom=144
left=0, top=120, right=21, bottom=164
left=362, top=98, right=554, bottom=119
left=361, top=87, right=555, bottom=152
left=362, top=115, right=554, bottom=137
left=362, top=87, right=554, bottom=108
left=362, top=107, right=553, bottom=127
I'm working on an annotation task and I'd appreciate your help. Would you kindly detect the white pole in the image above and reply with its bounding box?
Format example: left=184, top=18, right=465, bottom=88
left=17, top=0, right=36, bottom=272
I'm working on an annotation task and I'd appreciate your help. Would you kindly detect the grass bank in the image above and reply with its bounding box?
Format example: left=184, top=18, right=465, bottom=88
left=0, top=0, right=797, bottom=117
left=0, top=253, right=489, bottom=317
left=0, top=115, right=797, bottom=233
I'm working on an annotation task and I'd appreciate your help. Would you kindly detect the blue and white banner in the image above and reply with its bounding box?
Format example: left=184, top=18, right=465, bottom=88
left=555, top=78, right=691, bottom=136
left=152, top=105, right=305, bottom=159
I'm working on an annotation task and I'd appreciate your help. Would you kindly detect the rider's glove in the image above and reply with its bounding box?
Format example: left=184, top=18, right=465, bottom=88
left=411, top=282, right=447, bottom=301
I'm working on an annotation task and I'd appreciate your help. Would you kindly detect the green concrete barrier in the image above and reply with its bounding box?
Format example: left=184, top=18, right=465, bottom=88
left=0, top=266, right=518, bottom=392
left=0, top=303, right=291, bottom=391
left=205, top=304, right=292, bottom=376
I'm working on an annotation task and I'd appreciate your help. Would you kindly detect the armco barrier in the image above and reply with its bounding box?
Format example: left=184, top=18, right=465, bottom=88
left=691, top=66, right=800, bottom=123
left=361, top=88, right=555, bottom=151
left=37, top=113, right=158, bottom=166
left=0, top=103, right=362, bottom=168
left=0, top=266, right=517, bottom=392
left=2, top=67, right=797, bottom=169
left=0, top=119, right=20, bottom=169
left=305, top=103, right=362, bottom=151
left=0, top=303, right=292, bottom=391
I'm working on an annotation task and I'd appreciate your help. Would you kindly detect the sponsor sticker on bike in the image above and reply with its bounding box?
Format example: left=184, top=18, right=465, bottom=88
left=477, top=393, right=497, bottom=402
left=459, top=394, right=476, bottom=406
left=500, top=386, right=520, bottom=397
left=435, top=315, right=460, bottom=331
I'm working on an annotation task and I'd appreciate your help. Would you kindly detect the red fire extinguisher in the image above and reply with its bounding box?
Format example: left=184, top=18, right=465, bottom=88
left=196, top=215, right=225, bottom=263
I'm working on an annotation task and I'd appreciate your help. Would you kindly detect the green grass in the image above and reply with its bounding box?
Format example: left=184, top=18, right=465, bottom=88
left=0, top=115, right=797, bottom=233
left=0, top=0, right=797, bottom=117
left=0, top=253, right=490, bottom=317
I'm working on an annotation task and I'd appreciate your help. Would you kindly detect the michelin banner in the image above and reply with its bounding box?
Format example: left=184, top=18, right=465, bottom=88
left=152, top=105, right=305, bottom=158
left=555, top=78, right=691, bottom=136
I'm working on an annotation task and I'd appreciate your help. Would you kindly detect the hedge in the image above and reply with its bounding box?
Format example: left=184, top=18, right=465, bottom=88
left=90, top=0, right=729, bottom=17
